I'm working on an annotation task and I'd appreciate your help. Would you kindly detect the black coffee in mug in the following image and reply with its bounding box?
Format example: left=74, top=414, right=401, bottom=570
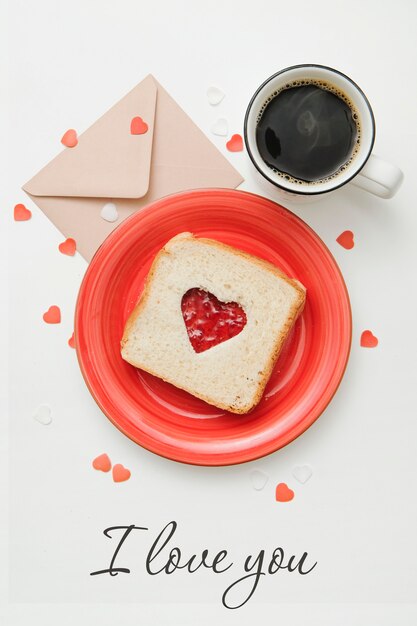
left=255, top=80, right=360, bottom=183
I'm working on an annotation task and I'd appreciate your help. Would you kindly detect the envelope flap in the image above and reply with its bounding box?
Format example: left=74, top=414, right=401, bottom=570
left=23, top=75, right=157, bottom=199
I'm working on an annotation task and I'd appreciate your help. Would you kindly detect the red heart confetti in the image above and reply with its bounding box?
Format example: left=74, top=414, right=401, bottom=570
left=336, top=230, right=355, bottom=250
left=58, top=237, right=76, bottom=256
left=43, top=305, right=61, bottom=324
left=275, top=482, right=295, bottom=502
left=181, top=288, right=247, bottom=353
left=360, top=330, right=378, bottom=348
left=14, top=203, right=32, bottom=221
left=112, top=463, right=131, bottom=483
left=130, top=116, right=148, bottom=135
left=68, top=332, right=75, bottom=349
left=226, top=134, right=243, bottom=152
left=92, top=453, right=112, bottom=473
left=61, top=129, right=78, bottom=148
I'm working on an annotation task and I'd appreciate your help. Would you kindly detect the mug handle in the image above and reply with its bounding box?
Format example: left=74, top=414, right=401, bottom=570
left=350, top=153, right=404, bottom=199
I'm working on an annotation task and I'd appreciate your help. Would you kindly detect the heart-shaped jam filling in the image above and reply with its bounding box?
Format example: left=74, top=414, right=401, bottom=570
left=181, top=288, right=247, bottom=353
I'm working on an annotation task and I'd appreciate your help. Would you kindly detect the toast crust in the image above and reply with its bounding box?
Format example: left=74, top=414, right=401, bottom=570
left=121, top=233, right=306, bottom=414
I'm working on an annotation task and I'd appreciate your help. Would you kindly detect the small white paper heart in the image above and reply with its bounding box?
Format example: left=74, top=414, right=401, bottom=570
left=100, top=202, right=118, bottom=223
left=250, top=469, right=269, bottom=491
left=33, top=404, right=52, bottom=426
left=292, top=464, right=313, bottom=484
left=207, top=86, right=225, bottom=106
left=211, top=118, right=228, bottom=136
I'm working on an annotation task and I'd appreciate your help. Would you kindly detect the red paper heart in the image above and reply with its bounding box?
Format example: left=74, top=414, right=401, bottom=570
left=112, top=463, right=131, bottom=483
left=61, top=129, right=78, bottom=148
left=336, top=230, right=354, bottom=250
left=14, top=203, right=32, bottom=221
left=43, top=305, right=61, bottom=324
left=226, top=134, right=243, bottom=152
left=92, top=453, right=112, bottom=472
left=181, top=288, right=247, bottom=353
left=59, top=237, right=76, bottom=256
left=68, top=332, right=75, bottom=349
left=275, top=482, right=295, bottom=502
left=360, top=330, right=378, bottom=348
left=130, top=116, right=148, bottom=135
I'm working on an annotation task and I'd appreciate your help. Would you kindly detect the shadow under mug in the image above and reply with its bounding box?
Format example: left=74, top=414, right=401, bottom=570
left=244, top=64, right=404, bottom=199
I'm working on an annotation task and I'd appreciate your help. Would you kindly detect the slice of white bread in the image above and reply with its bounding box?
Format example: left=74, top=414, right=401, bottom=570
left=121, top=232, right=306, bottom=414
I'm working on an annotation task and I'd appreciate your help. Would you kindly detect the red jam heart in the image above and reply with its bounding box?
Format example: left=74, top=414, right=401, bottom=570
left=61, top=129, right=78, bottom=148
left=360, top=330, right=378, bottom=348
left=181, top=288, right=247, bottom=353
left=130, top=116, right=148, bottom=135
left=14, top=203, right=32, bottom=221
left=275, top=482, right=295, bottom=502
left=336, top=230, right=354, bottom=250
left=68, top=332, right=75, bottom=348
left=226, top=134, right=243, bottom=152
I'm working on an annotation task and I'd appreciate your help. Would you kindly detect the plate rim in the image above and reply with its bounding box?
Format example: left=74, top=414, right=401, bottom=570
left=74, top=188, right=352, bottom=466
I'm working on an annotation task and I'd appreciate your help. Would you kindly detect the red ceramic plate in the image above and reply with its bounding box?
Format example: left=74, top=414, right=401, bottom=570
left=75, top=189, right=351, bottom=466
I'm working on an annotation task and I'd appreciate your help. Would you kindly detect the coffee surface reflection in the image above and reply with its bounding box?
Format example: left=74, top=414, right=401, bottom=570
left=256, top=82, right=359, bottom=184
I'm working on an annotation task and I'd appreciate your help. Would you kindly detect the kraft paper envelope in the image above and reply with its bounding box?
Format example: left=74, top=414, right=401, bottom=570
left=23, top=74, right=243, bottom=261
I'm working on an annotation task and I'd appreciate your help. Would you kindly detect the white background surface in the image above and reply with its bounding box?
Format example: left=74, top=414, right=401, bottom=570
left=3, top=0, right=417, bottom=624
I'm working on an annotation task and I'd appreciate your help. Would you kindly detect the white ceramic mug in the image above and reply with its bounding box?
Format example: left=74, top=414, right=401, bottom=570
left=244, top=64, right=403, bottom=199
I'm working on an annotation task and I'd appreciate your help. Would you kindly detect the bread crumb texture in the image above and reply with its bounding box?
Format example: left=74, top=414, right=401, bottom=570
left=121, top=233, right=306, bottom=413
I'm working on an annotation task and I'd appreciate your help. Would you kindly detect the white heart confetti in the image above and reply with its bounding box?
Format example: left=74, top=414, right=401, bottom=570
left=207, top=86, right=225, bottom=106
left=100, top=202, right=119, bottom=223
left=250, top=469, right=269, bottom=491
left=292, top=464, right=313, bottom=484
left=33, top=404, right=52, bottom=426
left=211, top=118, right=228, bottom=136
